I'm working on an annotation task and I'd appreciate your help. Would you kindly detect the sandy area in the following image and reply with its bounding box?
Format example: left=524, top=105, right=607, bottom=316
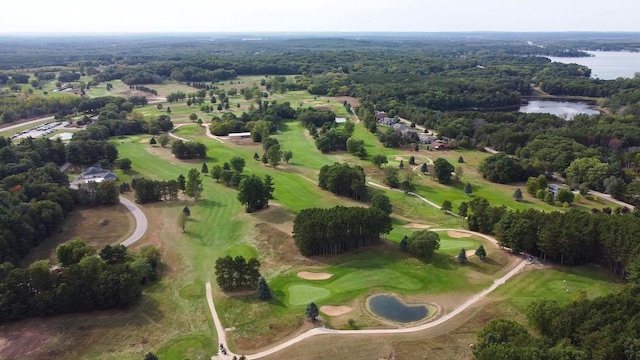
left=298, top=271, right=333, bottom=280
left=320, top=305, right=352, bottom=316
left=395, top=156, right=404, bottom=161
left=447, top=230, right=472, bottom=238
left=404, top=223, right=431, bottom=229
left=139, top=138, right=150, bottom=143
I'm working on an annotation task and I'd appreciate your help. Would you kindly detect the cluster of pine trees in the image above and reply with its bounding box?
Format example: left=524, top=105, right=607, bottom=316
left=318, top=163, right=367, bottom=200
left=133, top=177, right=181, bottom=204
left=466, top=196, right=640, bottom=273
left=0, top=240, right=161, bottom=322
left=171, top=140, right=207, bottom=159
left=214, top=256, right=261, bottom=291
left=293, top=206, right=392, bottom=256
left=475, top=287, right=640, bottom=359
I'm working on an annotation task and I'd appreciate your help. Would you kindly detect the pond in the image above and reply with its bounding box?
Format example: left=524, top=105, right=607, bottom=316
left=519, top=100, right=600, bottom=120
left=366, top=293, right=431, bottom=323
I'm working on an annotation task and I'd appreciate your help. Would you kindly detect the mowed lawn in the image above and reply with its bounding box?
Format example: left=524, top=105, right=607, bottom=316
left=492, top=265, right=625, bottom=310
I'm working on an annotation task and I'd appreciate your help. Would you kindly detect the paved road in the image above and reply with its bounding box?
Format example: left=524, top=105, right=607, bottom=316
left=587, top=189, right=636, bottom=211
left=0, top=116, right=56, bottom=133
left=118, top=196, right=149, bottom=247
left=367, top=181, right=460, bottom=217
left=169, top=123, right=225, bottom=144
left=207, top=282, right=237, bottom=359
left=206, top=228, right=527, bottom=359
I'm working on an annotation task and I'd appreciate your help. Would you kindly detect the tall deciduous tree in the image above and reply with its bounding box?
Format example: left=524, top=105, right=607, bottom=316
left=267, top=143, right=282, bottom=168
left=185, top=168, right=203, bottom=203
left=371, top=193, right=392, bottom=215
left=433, top=158, right=454, bottom=184
left=372, top=154, right=388, bottom=168
left=407, top=230, right=440, bottom=261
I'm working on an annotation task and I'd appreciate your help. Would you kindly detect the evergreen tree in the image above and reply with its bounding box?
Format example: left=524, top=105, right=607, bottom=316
left=475, top=245, right=487, bottom=259
left=371, top=193, right=392, bottom=215
left=182, top=206, right=191, bottom=217
left=513, top=188, right=523, bottom=201
left=144, top=352, right=159, bottom=360
left=256, top=277, right=272, bottom=300
left=544, top=191, right=555, bottom=205
left=253, top=152, right=260, bottom=161
left=464, top=182, right=473, bottom=196
left=421, top=163, right=428, bottom=174
left=458, top=156, right=464, bottom=163
left=399, top=235, right=408, bottom=252
left=149, top=137, right=157, bottom=146
left=201, top=162, right=209, bottom=175
left=305, top=302, right=319, bottom=321
left=442, top=200, right=452, bottom=211
left=409, top=156, right=415, bottom=165
left=458, top=248, right=467, bottom=264
left=399, top=159, right=404, bottom=169
left=177, top=174, right=186, bottom=193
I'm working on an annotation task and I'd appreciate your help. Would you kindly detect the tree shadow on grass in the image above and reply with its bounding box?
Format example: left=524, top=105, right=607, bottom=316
left=198, top=198, right=223, bottom=208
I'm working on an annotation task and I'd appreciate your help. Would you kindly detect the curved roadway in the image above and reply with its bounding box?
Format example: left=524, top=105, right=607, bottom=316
left=206, top=229, right=527, bottom=359
left=118, top=196, right=148, bottom=247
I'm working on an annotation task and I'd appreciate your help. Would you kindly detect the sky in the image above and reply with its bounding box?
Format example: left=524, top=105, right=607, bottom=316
left=1, top=0, right=639, bottom=34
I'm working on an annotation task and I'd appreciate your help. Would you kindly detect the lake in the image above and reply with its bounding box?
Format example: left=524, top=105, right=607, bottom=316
left=519, top=100, right=599, bottom=120
left=546, top=51, right=640, bottom=80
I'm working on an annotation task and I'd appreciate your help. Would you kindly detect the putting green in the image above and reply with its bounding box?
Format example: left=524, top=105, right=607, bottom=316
left=439, top=239, right=479, bottom=250
left=287, top=284, right=331, bottom=305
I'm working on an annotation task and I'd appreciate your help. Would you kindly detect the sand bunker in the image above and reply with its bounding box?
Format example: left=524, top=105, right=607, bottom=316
left=403, top=223, right=431, bottom=229
left=447, top=230, right=472, bottom=238
left=139, top=138, right=151, bottom=143
left=298, top=271, right=333, bottom=280
left=395, top=156, right=404, bottom=161
left=320, top=305, right=352, bottom=316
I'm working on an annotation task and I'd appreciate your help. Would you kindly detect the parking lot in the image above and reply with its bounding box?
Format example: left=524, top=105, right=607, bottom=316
left=10, top=121, right=72, bottom=140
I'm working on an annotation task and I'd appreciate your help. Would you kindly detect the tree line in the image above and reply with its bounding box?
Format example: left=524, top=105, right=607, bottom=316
left=474, top=286, right=640, bottom=360
left=0, top=239, right=160, bottom=322
left=293, top=206, right=392, bottom=256
left=464, top=196, right=640, bottom=274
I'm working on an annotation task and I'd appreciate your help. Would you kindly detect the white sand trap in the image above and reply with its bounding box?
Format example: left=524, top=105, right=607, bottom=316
left=403, top=223, right=431, bottom=229
left=139, top=138, right=151, bottom=143
left=298, top=271, right=333, bottom=280
left=320, top=305, right=352, bottom=316
left=395, top=156, right=404, bottom=161
left=447, top=230, right=472, bottom=238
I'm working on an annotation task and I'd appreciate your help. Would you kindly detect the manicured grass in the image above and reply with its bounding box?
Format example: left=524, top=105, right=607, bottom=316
left=156, top=334, right=214, bottom=360
left=492, top=265, right=624, bottom=309
left=287, top=285, right=332, bottom=305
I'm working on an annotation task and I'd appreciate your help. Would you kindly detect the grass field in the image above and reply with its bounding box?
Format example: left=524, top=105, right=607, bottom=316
left=20, top=204, right=135, bottom=267
left=2, top=81, right=627, bottom=360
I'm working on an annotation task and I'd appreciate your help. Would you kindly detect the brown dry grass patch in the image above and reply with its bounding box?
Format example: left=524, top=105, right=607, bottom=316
left=21, top=204, right=135, bottom=266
